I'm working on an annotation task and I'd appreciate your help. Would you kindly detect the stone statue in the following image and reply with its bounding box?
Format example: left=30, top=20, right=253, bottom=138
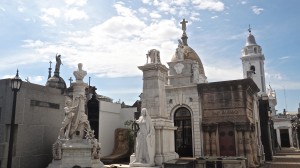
left=55, top=54, right=62, bottom=73
left=192, top=61, right=201, bottom=83
left=180, top=19, right=188, bottom=32
left=59, top=97, right=76, bottom=139
left=131, top=108, right=155, bottom=166
left=73, top=63, right=87, bottom=82
left=146, top=49, right=161, bottom=64
left=69, top=94, right=92, bottom=138
left=192, top=61, right=207, bottom=83
left=175, top=39, right=184, bottom=61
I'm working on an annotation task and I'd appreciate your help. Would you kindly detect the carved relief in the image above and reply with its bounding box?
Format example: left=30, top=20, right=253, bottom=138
left=174, top=63, right=184, bottom=74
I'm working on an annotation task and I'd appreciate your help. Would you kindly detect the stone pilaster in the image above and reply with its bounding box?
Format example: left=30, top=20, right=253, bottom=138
left=139, top=63, right=178, bottom=166
left=245, top=131, right=255, bottom=167
left=138, top=63, right=168, bottom=118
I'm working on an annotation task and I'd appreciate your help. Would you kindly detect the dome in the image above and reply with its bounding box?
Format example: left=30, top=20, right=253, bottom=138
left=46, top=75, right=66, bottom=90
left=171, top=45, right=206, bottom=76
left=246, top=33, right=257, bottom=45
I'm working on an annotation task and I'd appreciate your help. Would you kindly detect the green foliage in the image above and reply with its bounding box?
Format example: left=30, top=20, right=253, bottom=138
left=124, top=120, right=135, bottom=152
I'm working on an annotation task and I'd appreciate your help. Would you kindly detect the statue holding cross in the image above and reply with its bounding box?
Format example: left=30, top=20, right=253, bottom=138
left=180, top=19, right=188, bottom=32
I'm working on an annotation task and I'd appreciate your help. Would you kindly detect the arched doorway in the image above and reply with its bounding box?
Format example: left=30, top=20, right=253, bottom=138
left=174, top=107, right=193, bottom=157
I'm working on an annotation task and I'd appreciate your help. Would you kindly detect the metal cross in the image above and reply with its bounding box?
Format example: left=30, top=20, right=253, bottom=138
left=49, top=61, right=52, bottom=68
left=248, top=24, right=252, bottom=33
left=68, top=77, right=73, bottom=85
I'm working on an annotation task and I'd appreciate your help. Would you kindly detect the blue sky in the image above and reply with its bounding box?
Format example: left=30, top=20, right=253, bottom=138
left=0, top=0, right=299, bottom=113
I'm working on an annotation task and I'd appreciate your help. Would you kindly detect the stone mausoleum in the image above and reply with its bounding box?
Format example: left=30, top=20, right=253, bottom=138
left=139, top=20, right=265, bottom=167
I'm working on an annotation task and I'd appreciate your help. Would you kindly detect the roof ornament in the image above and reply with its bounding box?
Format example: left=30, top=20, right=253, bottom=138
left=248, top=24, right=252, bottom=34
left=180, top=19, right=188, bottom=46
left=48, top=61, right=52, bottom=79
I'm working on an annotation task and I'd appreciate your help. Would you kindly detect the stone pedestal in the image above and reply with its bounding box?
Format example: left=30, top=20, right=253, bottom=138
left=48, top=139, right=104, bottom=168
left=72, top=82, right=88, bottom=99
left=152, top=118, right=178, bottom=166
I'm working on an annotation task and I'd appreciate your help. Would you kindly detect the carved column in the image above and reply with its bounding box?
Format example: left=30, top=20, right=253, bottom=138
left=204, top=130, right=210, bottom=156
left=236, top=124, right=245, bottom=156
left=250, top=131, right=258, bottom=164
left=211, top=131, right=217, bottom=156
left=237, top=131, right=244, bottom=156
left=245, top=131, right=255, bottom=167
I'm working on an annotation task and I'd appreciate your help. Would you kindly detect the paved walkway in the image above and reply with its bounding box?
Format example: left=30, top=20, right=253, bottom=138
left=261, top=148, right=300, bottom=168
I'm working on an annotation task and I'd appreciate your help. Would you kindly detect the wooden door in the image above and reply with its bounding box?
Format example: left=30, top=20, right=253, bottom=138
left=219, top=124, right=236, bottom=156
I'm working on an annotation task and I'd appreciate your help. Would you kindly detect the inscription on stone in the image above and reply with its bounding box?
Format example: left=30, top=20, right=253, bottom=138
left=204, top=109, right=244, bottom=117
left=30, top=100, right=60, bottom=109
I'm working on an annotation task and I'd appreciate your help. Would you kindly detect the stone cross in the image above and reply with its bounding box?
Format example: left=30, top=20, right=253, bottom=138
left=69, top=77, right=73, bottom=86
left=180, top=19, right=188, bottom=32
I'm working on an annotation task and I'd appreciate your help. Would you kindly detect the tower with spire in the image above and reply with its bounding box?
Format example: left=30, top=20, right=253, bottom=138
left=241, top=26, right=266, bottom=95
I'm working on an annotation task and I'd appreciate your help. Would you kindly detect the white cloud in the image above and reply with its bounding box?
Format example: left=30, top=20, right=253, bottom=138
left=28, top=76, right=44, bottom=83
left=211, top=15, right=218, bottom=19
left=41, top=8, right=61, bottom=18
left=205, top=65, right=242, bottom=82
left=114, top=3, right=136, bottom=17
left=192, top=0, right=225, bottom=11
left=65, top=8, right=89, bottom=21
left=149, top=11, right=162, bottom=19
left=138, top=7, right=148, bottom=14
left=279, top=56, right=290, bottom=60
left=22, top=40, right=45, bottom=48
left=252, top=6, right=264, bottom=15
left=40, top=8, right=61, bottom=26
left=241, top=1, right=247, bottom=5
left=18, top=6, right=25, bottom=12
left=0, top=7, right=5, bottom=12
left=64, top=0, right=87, bottom=6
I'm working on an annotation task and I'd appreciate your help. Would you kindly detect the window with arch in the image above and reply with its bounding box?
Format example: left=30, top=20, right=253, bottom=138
left=254, top=47, right=257, bottom=53
left=244, top=48, right=248, bottom=55
left=250, top=65, right=255, bottom=73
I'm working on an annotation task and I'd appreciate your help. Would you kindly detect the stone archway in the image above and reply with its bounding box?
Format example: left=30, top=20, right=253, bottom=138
left=174, top=107, right=193, bottom=157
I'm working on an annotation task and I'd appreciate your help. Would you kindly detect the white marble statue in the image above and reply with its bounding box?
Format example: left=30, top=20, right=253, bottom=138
left=131, top=108, right=155, bottom=166
left=73, top=63, right=87, bottom=82
left=59, top=97, right=76, bottom=139
left=147, top=49, right=161, bottom=64
left=175, top=39, right=184, bottom=61
left=69, top=94, right=92, bottom=138
left=192, top=61, right=200, bottom=83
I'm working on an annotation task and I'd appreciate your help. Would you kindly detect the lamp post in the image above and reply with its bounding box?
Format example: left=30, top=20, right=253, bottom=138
left=7, top=70, right=22, bottom=168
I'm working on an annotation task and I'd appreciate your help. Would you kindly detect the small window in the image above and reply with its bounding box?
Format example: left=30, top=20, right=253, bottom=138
left=244, top=48, right=248, bottom=55
left=254, top=47, right=257, bottom=53
left=250, top=65, right=256, bottom=74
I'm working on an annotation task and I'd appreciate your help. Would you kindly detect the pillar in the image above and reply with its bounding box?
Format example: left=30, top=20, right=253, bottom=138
left=139, top=61, right=178, bottom=166
left=276, top=129, right=281, bottom=147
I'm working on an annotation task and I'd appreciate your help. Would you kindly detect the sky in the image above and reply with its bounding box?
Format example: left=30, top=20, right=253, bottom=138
left=0, top=0, right=299, bottom=113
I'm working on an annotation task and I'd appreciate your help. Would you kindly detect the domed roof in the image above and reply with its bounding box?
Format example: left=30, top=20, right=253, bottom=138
left=246, top=33, right=257, bottom=45
left=171, top=45, right=206, bottom=76
left=46, top=74, right=66, bottom=90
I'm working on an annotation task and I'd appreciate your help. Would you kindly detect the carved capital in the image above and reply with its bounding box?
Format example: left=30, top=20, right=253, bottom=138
left=202, top=123, right=217, bottom=132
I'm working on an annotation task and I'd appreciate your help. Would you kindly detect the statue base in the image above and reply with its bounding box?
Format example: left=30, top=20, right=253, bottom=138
left=47, top=139, right=104, bottom=168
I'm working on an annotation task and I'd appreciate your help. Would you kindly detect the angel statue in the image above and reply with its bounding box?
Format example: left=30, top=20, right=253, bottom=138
left=59, top=96, right=76, bottom=139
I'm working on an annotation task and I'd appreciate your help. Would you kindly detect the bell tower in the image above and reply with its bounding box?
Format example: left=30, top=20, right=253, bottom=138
left=241, top=26, right=266, bottom=95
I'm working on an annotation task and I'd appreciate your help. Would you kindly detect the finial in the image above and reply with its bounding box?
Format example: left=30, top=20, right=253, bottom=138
left=16, top=69, right=19, bottom=77
left=248, top=24, right=252, bottom=33
left=48, top=61, right=52, bottom=79
left=180, top=19, right=188, bottom=46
